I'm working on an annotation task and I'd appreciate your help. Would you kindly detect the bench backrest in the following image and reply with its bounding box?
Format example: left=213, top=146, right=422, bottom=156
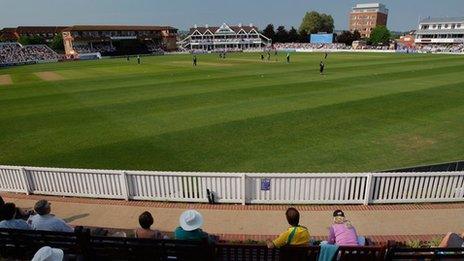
left=387, top=247, right=464, bottom=260
left=216, top=244, right=386, bottom=261
left=88, top=236, right=212, bottom=261
left=338, top=246, right=386, bottom=261
left=2, top=229, right=463, bottom=261
left=0, top=228, right=81, bottom=259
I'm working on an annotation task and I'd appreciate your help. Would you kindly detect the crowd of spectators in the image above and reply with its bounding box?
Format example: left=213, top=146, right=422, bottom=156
left=73, top=43, right=116, bottom=54
left=0, top=195, right=463, bottom=260
left=0, top=43, right=60, bottom=65
left=352, top=45, right=392, bottom=50
left=145, top=42, right=165, bottom=54
left=273, top=43, right=349, bottom=50
left=415, top=44, right=464, bottom=53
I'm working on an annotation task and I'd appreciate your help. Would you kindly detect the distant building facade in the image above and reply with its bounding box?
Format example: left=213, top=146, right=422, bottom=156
left=61, top=25, right=178, bottom=58
left=415, top=17, right=464, bottom=44
left=1, top=25, right=178, bottom=58
left=349, top=3, right=389, bottom=38
left=179, top=23, right=271, bottom=51
left=0, top=26, right=67, bottom=42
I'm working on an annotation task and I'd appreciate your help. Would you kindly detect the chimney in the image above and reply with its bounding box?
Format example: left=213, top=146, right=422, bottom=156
left=205, top=24, right=209, bottom=28
left=194, top=24, right=197, bottom=29
left=238, top=23, right=242, bottom=27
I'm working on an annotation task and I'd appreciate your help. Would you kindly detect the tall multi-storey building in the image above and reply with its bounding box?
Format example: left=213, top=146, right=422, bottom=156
left=349, top=3, right=389, bottom=38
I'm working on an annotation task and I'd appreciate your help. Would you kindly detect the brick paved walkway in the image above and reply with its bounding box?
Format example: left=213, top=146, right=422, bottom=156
left=3, top=193, right=463, bottom=243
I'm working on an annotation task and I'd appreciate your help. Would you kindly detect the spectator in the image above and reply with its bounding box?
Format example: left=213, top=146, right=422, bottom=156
left=326, top=210, right=360, bottom=246
left=439, top=232, right=464, bottom=248
left=266, top=207, right=310, bottom=249
left=0, top=196, right=33, bottom=221
left=135, top=211, right=164, bottom=239
left=0, top=203, right=31, bottom=230
left=174, top=210, right=213, bottom=243
left=0, top=196, right=4, bottom=222
left=27, top=200, right=73, bottom=232
left=32, top=246, right=64, bottom=261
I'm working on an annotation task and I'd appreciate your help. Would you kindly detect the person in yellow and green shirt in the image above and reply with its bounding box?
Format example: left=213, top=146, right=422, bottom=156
left=266, top=207, right=310, bottom=248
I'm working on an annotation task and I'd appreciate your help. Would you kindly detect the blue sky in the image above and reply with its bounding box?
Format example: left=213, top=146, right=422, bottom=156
left=1, top=0, right=463, bottom=31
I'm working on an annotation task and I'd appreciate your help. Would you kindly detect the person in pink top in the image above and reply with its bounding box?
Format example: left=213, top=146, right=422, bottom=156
left=327, top=210, right=360, bottom=246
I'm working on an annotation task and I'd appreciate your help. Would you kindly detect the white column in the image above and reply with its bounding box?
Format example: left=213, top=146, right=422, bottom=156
left=120, top=171, right=130, bottom=201
left=20, top=168, right=31, bottom=195
left=363, top=173, right=374, bottom=205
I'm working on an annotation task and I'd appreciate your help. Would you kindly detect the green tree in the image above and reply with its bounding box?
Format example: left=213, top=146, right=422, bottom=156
left=287, top=27, right=299, bottom=43
left=50, top=34, right=64, bottom=52
left=320, top=14, right=335, bottom=33
left=299, top=30, right=309, bottom=42
left=336, top=30, right=361, bottom=45
left=262, top=24, right=276, bottom=43
left=18, top=36, right=31, bottom=45
left=353, top=30, right=361, bottom=41
left=18, top=35, right=46, bottom=45
left=299, top=11, right=321, bottom=36
left=369, top=25, right=391, bottom=45
left=275, top=26, right=288, bottom=43
left=336, top=31, right=354, bottom=45
left=299, top=11, right=334, bottom=37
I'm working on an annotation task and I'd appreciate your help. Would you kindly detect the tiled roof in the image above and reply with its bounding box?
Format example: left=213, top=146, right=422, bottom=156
left=65, top=25, right=177, bottom=31
left=189, top=24, right=259, bottom=34
left=420, top=17, right=464, bottom=23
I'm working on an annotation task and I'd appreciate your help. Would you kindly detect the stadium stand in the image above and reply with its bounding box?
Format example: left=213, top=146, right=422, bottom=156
left=274, top=43, right=349, bottom=51
left=416, top=43, right=464, bottom=53
left=0, top=42, right=60, bottom=66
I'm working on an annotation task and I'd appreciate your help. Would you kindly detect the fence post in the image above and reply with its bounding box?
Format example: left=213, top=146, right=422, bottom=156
left=241, top=173, right=246, bottom=205
left=20, top=168, right=31, bottom=195
left=363, top=173, right=374, bottom=205
left=120, top=171, right=130, bottom=201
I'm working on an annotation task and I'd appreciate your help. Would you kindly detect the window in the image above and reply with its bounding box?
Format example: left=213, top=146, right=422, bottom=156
left=457, top=24, right=462, bottom=28
left=432, top=24, right=437, bottom=29
left=444, top=24, right=449, bottom=28
left=438, top=25, right=442, bottom=29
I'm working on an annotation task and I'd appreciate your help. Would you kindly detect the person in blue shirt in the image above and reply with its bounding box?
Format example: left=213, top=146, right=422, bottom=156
left=174, top=210, right=214, bottom=243
left=27, top=199, right=73, bottom=232
left=0, top=203, right=31, bottom=230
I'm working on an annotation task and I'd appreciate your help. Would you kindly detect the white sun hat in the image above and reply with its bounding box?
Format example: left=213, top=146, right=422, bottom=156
left=179, top=210, right=204, bottom=231
left=32, top=246, right=64, bottom=261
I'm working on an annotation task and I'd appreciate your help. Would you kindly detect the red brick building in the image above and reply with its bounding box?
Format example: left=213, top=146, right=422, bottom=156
left=349, top=3, right=389, bottom=38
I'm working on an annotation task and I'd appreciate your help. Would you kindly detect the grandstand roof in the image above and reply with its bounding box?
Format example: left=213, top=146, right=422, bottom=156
left=189, top=24, right=259, bottom=34
left=64, top=25, right=177, bottom=31
left=16, top=26, right=68, bottom=34
left=420, top=17, right=464, bottom=23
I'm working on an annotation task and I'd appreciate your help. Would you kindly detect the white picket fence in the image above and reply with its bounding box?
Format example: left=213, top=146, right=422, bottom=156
left=0, top=165, right=463, bottom=205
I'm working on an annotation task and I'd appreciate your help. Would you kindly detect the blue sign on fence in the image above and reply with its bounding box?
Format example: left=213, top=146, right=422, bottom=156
left=261, top=179, right=271, bottom=191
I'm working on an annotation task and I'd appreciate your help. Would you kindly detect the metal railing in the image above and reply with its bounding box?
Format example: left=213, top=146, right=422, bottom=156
left=0, top=165, right=463, bottom=205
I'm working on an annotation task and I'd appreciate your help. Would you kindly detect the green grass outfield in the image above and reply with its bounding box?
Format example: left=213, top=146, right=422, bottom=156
left=0, top=52, right=463, bottom=173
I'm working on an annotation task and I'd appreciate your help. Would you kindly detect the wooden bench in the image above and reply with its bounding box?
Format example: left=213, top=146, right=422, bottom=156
left=387, top=247, right=464, bottom=260
left=216, top=243, right=386, bottom=261
left=88, top=235, right=212, bottom=261
left=1, top=228, right=462, bottom=261
left=0, top=228, right=83, bottom=260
